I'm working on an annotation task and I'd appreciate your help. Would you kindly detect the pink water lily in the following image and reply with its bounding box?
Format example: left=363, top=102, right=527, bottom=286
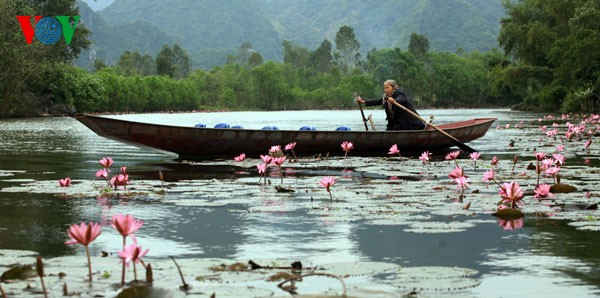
left=319, top=176, right=336, bottom=201
left=285, top=142, right=296, bottom=151
left=469, top=152, right=481, bottom=171
left=118, top=242, right=149, bottom=281
left=99, top=157, right=113, bottom=168
left=448, top=167, right=466, bottom=179
left=65, top=222, right=102, bottom=282
left=112, top=214, right=144, bottom=238
left=454, top=176, right=470, bottom=191
left=491, top=156, right=499, bottom=166
left=112, top=214, right=143, bottom=285
left=341, top=141, right=353, bottom=159
left=534, top=184, right=553, bottom=198
left=445, top=151, right=460, bottom=161
left=388, top=144, right=400, bottom=156
left=419, top=151, right=431, bottom=165
left=234, top=153, right=246, bottom=162
left=257, top=163, right=267, bottom=184
left=59, top=177, right=71, bottom=187
left=95, top=168, right=108, bottom=178
left=269, top=145, right=282, bottom=154
left=260, top=154, right=273, bottom=165
left=272, top=156, right=287, bottom=183
left=285, top=142, right=298, bottom=161
left=499, top=181, right=525, bottom=208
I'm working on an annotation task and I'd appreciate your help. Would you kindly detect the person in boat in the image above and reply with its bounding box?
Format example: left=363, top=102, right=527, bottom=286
left=356, top=79, right=425, bottom=131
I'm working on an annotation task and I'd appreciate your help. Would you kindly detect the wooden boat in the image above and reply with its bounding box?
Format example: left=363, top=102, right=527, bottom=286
left=74, top=114, right=496, bottom=159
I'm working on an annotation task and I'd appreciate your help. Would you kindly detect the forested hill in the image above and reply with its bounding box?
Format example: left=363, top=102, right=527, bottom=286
left=97, top=0, right=281, bottom=68
left=79, top=0, right=505, bottom=69
left=258, top=0, right=504, bottom=53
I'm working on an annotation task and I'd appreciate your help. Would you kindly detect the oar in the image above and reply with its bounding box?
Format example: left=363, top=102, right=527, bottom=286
left=356, top=100, right=369, bottom=131
left=390, top=101, right=477, bottom=153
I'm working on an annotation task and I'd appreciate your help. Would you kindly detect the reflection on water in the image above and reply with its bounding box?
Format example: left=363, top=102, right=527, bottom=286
left=1, top=109, right=600, bottom=296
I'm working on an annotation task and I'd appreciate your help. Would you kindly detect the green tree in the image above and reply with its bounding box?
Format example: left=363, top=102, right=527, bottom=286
left=282, top=40, right=310, bottom=68
left=247, top=52, right=264, bottom=69
left=156, top=45, right=176, bottom=78
left=0, top=0, right=91, bottom=117
left=334, top=25, right=361, bottom=73
left=309, top=39, right=334, bottom=73
left=408, top=33, right=430, bottom=61
left=496, top=0, right=598, bottom=112
left=172, top=44, right=191, bottom=79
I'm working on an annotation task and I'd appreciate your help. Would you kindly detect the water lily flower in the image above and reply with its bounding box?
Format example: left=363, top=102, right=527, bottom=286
left=341, top=141, right=353, bottom=159
left=482, top=168, right=495, bottom=182
left=448, top=167, right=466, bottom=179
left=118, top=242, right=149, bottom=282
left=112, top=214, right=143, bottom=285
left=445, top=151, right=460, bottom=161
left=319, top=176, right=336, bottom=201
left=285, top=142, right=298, bottom=161
left=58, top=177, right=71, bottom=187
left=499, top=181, right=525, bottom=208
left=534, top=184, right=553, bottom=198
left=65, top=222, right=102, bottom=282
left=112, top=214, right=144, bottom=239
left=419, top=151, right=431, bottom=165
left=95, top=169, right=108, bottom=179
left=120, top=166, right=127, bottom=175
left=260, top=154, right=273, bottom=165
left=256, top=163, right=267, bottom=184
left=388, top=144, right=400, bottom=156
left=454, top=176, right=470, bottom=191
left=269, top=145, right=282, bottom=154
left=285, top=142, right=296, bottom=151
left=491, top=156, right=499, bottom=166
left=99, top=157, right=113, bottom=168
left=469, top=152, right=481, bottom=171
left=534, top=151, right=546, bottom=161
left=234, top=153, right=246, bottom=162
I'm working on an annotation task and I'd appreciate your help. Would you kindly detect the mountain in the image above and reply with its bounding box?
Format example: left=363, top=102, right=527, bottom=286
left=76, top=1, right=178, bottom=68
left=98, top=0, right=282, bottom=67
left=76, top=0, right=505, bottom=69
left=257, top=0, right=504, bottom=52
left=82, top=0, right=114, bottom=11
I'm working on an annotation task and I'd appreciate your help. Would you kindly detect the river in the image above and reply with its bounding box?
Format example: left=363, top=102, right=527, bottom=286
left=0, top=109, right=599, bottom=297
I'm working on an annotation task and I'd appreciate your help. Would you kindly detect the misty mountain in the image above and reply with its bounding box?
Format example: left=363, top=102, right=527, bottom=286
left=77, top=0, right=505, bottom=69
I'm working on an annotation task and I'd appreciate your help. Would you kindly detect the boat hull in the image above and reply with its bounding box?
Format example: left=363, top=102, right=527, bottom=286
left=74, top=114, right=496, bottom=158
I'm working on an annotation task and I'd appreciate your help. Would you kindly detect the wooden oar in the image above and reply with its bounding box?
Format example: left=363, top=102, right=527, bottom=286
left=390, top=101, right=477, bottom=153
left=357, top=101, right=369, bottom=131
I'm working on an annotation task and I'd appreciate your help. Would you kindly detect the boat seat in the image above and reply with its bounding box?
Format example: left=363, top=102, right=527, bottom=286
left=299, top=126, right=317, bottom=131
left=194, top=123, right=206, bottom=128
left=231, top=125, right=244, bottom=129
left=336, top=126, right=351, bottom=131
left=262, top=126, right=279, bottom=130
left=214, top=123, right=230, bottom=128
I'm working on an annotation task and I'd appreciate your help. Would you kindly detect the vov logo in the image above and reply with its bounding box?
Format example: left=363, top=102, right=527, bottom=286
left=16, top=16, right=80, bottom=45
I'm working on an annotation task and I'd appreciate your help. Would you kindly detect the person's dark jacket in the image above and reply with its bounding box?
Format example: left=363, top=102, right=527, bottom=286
left=364, top=88, right=425, bottom=130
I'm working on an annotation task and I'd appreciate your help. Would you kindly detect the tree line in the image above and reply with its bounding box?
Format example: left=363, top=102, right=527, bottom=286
left=0, top=0, right=597, bottom=118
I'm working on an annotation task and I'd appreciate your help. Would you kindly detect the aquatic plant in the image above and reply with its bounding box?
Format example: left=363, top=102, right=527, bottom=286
left=65, top=222, right=102, bottom=282
left=272, top=156, right=287, bottom=184
left=234, top=153, right=246, bottom=162
left=118, top=242, right=149, bottom=282
left=58, top=177, right=71, bottom=187
left=319, top=176, right=336, bottom=201
left=469, top=152, right=481, bottom=171
left=256, top=163, right=267, bottom=184
left=112, top=214, right=144, bottom=285
left=499, top=181, right=525, bottom=209
left=285, top=142, right=297, bottom=161
left=341, top=141, right=353, bottom=159
left=445, top=150, right=460, bottom=167
left=533, top=184, right=553, bottom=199
left=388, top=144, right=401, bottom=158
